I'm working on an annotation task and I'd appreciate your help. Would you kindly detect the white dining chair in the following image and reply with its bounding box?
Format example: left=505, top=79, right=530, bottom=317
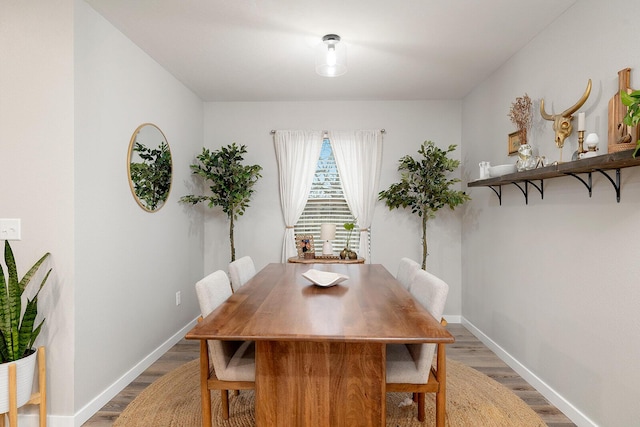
left=228, top=256, right=256, bottom=292
left=386, top=268, right=450, bottom=422
left=396, top=257, right=421, bottom=290
left=195, top=270, right=255, bottom=420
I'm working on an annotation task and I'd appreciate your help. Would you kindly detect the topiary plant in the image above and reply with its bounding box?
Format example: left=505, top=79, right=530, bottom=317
left=0, top=241, right=51, bottom=363
left=378, top=140, right=470, bottom=270
left=180, top=143, right=262, bottom=262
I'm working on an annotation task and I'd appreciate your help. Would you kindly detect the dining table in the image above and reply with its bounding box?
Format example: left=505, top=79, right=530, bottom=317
left=185, top=262, right=454, bottom=427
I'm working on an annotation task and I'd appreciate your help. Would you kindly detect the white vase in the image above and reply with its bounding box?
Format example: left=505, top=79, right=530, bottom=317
left=0, top=350, right=38, bottom=413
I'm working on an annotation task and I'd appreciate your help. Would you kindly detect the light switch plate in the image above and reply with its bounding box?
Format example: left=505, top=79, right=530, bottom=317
left=0, top=219, right=21, bottom=240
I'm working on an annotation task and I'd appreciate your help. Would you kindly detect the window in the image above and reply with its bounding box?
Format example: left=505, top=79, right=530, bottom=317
left=295, top=139, right=358, bottom=252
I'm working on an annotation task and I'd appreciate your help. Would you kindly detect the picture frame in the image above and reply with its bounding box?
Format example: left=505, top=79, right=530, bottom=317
left=508, top=130, right=522, bottom=156
left=295, top=235, right=315, bottom=257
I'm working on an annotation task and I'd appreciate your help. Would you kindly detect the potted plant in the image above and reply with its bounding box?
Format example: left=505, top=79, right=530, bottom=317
left=378, top=141, right=470, bottom=270
left=0, top=240, right=51, bottom=412
left=620, top=89, right=640, bottom=157
left=339, top=220, right=357, bottom=260
left=180, top=143, right=262, bottom=262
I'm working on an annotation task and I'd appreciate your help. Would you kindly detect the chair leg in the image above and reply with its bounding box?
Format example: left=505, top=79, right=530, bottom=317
left=435, top=344, right=447, bottom=427
left=412, top=392, right=418, bottom=402
left=0, top=413, right=5, bottom=427
left=417, top=392, right=425, bottom=421
left=220, top=390, right=229, bottom=420
left=233, top=390, right=239, bottom=396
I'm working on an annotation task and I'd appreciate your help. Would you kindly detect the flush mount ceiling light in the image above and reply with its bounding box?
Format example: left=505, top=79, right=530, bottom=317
left=315, top=34, right=347, bottom=77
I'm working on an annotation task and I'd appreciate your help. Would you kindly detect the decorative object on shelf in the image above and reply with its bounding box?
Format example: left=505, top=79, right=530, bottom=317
left=540, top=79, right=592, bottom=163
left=572, top=112, right=587, bottom=161
left=579, top=133, right=600, bottom=159
left=508, top=93, right=532, bottom=147
left=378, top=141, right=470, bottom=270
left=479, top=161, right=491, bottom=179
left=489, top=164, right=517, bottom=177
left=127, top=123, right=172, bottom=212
left=295, top=234, right=315, bottom=258
left=0, top=240, right=50, bottom=415
left=610, top=68, right=638, bottom=154
left=339, top=221, right=357, bottom=260
left=320, top=223, right=336, bottom=255
left=507, top=131, right=522, bottom=156
left=180, top=143, right=262, bottom=262
left=517, top=142, right=536, bottom=171
left=316, top=34, right=347, bottom=77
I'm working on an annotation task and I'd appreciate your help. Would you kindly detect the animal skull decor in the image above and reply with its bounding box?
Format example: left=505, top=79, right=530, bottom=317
left=540, top=79, right=592, bottom=148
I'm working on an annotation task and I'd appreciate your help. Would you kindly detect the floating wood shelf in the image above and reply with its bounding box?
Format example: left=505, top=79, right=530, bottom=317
left=467, top=148, right=640, bottom=204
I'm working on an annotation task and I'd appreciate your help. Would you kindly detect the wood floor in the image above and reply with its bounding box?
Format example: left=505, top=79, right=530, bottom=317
left=82, top=324, right=576, bottom=426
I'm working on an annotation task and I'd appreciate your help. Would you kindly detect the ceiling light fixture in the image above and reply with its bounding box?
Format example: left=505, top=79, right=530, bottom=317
left=316, top=34, right=347, bottom=77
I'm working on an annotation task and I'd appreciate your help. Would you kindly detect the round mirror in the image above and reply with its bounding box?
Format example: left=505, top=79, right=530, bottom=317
left=127, top=123, right=173, bottom=212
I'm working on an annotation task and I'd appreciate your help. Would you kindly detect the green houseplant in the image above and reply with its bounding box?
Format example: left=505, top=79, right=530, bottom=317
left=620, top=89, right=640, bottom=157
left=0, top=240, right=50, bottom=413
left=378, top=141, right=470, bottom=270
left=0, top=240, right=50, bottom=363
left=180, top=143, right=262, bottom=262
left=339, top=220, right=358, bottom=260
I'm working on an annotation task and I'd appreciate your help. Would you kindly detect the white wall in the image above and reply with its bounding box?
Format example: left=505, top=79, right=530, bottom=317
left=74, top=0, right=204, bottom=422
left=461, top=1, right=640, bottom=426
left=0, top=0, right=75, bottom=419
left=203, top=100, right=465, bottom=317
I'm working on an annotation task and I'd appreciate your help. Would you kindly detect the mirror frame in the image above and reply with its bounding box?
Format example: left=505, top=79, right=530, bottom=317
left=127, top=123, right=173, bottom=212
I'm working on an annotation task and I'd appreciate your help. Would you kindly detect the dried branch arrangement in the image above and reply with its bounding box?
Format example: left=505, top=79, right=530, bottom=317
left=508, top=93, right=532, bottom=143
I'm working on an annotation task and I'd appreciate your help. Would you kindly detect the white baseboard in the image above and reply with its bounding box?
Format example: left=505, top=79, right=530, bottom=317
left=70, top=318, right=199, bottom=427
left=461, top=317, right=596, bottom=427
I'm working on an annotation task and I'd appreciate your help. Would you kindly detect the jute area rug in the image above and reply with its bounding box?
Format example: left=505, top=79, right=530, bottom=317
left=114, top=358, right=547, bottom=426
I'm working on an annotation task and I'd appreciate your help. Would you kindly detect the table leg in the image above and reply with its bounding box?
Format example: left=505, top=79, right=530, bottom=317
left=199, top=340, right=212, bottom=427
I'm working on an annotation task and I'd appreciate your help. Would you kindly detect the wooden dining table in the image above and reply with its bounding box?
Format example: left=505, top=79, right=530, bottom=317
left=186, top=262, right=454, bottom=427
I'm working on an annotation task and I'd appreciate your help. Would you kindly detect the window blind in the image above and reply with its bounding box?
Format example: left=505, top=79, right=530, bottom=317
left=295, top=139, right=359, bottom=252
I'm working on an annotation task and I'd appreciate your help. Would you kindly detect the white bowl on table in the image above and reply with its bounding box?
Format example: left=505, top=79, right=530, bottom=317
left=488, top=164, right=517, bottom=177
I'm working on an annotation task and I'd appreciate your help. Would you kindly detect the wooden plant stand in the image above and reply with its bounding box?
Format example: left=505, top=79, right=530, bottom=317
left=0, top=347, right=46, bottom=427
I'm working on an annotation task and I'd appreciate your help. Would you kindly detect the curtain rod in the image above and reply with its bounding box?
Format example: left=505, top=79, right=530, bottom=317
left=270, top=129, right=385, bottom=134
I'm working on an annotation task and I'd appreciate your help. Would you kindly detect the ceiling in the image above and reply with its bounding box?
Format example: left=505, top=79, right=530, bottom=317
left=85, top=0, right=576, bottom=102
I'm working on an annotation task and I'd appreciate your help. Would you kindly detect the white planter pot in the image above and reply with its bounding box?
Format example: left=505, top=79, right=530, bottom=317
left=0, top=350, right=37, bottom=413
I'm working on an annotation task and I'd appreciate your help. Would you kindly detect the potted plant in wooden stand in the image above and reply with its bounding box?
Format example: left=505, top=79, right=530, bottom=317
left=0, top=240, right=50, bottom=419
left=180, top=143, right=262, bottom=262
left=378, top=141, right=470, bottom=270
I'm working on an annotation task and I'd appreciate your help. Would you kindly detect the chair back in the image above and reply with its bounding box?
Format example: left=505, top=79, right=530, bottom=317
left=407, top=269, right=449, bottom=377
left=229, top=256, right=256, bottom=292
left=396, top=257, right=420, bottom=290
left=195, top=270, right=233, bottom=316
left=195, top=271, right=238, bottom=375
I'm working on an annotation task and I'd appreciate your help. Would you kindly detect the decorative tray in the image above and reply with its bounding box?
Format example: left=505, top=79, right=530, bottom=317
left=302, top=269, right=349, bottom=287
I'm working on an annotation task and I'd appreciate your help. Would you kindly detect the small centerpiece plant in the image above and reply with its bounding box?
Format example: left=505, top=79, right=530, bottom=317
left=339, top=220, right=357, bottom=260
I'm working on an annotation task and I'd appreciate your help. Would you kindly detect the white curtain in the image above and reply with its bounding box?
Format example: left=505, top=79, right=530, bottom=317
left=274, top=130, right=324, bottom=262
left=329, top=130, right=383, bottom=263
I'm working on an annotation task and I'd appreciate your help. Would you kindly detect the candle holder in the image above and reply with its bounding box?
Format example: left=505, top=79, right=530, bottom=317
left=577, top=130, right=585, bottom=155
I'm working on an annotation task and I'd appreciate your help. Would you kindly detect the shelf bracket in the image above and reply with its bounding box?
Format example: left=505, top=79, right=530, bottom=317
left=510, top=180, right=543, bottom=205
left=565, top=172, right=593, bottom=197
left=488, top=185, right=502, bottom=205
left=595, top=168, right=621, bottom=202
